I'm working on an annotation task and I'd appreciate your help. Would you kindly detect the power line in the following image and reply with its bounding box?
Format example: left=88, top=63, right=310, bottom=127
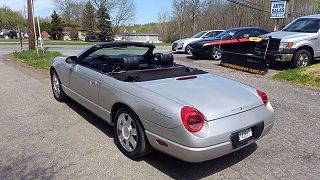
left=226, top=0, right=270, bottom=13
left=240, top=0, right=261, bottom=8
left=228, top=0, right=303, bottom=17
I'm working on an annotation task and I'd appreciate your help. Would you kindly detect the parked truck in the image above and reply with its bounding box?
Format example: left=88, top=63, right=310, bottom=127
left=266, top=14, right=320, bottom=68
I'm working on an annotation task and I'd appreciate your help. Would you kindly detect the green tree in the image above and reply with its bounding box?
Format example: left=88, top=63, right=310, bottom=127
left=39, top=22, right=51, bottom=34
left=50, top=11, right=64, bottom=40
left=81, top=1, right=96, bottom=35
left=97, top=2, right=113, bottom=40
left=0, top=7, right=25, bottom=30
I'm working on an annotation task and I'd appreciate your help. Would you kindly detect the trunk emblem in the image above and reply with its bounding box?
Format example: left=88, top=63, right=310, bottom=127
left=231, top=107, right=243, bottom=112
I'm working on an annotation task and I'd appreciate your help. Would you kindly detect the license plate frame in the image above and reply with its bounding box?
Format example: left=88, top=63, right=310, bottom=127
left=238, top=128, right=253, bottom=141
left=231, top=127, right=256, bottom=149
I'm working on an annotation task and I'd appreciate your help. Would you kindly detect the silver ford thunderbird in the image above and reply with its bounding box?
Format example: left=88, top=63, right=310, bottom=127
left=50, top=42, right=274, bottom=163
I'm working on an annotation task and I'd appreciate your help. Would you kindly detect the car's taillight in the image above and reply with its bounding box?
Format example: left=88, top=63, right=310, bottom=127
left=257, top=90, right=268, bottom=105
left=180, top=106, right=205, bottom=132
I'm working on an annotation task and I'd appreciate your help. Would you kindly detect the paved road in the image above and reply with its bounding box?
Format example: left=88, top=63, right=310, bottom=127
left=0, top=46, right=319, bottom=179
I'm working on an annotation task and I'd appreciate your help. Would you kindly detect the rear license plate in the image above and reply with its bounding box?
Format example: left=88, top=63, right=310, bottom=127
left=239, top=128, right=253, bottom=141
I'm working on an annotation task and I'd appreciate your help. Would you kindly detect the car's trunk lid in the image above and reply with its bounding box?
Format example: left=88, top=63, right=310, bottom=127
left=137, top=73, right=263, bottom=121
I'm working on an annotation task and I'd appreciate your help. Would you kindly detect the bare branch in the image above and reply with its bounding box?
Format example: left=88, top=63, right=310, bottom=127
left=112, top=0, right=136, bottom=34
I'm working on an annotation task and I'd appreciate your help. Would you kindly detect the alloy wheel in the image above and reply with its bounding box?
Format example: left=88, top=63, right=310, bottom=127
left=211, top=48, right=222, bottom=60
left=116, top=113, right=138, bottom=152
left=297, top=54, right=309, bottom=67
left=52, top=73, right=61, bottom=98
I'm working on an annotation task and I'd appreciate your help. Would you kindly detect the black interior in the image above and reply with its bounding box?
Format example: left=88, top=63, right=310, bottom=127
left=110, top=65, right=206, bottom=82
left=83, top=53, right=206, bottom=82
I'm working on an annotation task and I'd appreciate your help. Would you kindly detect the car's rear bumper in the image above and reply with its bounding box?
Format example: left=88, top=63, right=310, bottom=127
left=145, top=121, right=274, bottom=163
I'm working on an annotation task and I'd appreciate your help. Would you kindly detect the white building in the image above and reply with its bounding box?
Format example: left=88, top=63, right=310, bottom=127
left=115, top=33, right=160, bottom=43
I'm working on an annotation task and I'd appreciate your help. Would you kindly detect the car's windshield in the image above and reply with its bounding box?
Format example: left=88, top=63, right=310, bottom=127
left=282, top=18, right=320, bottom=33
left=214, top=29, right=238, bottom=40
left=191, top=31, right=207, bottom=38
left=90, top=46, right=149, bottom=57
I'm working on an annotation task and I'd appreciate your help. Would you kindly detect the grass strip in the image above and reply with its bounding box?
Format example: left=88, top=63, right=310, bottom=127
left=12, top=50, right=62, bottom=70
left=273, top=64, right=320, bottom=88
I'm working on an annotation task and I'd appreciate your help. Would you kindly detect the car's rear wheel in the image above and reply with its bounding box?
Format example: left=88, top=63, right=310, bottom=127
left=185, top=45, right=192, bottom=55
left=114, top=107, right=152, bottom=159
left=51, top=71, right=68, bottom=102
left=292, top=49, right=312, bottom=68
left=209, top=47, right=222, bottom=60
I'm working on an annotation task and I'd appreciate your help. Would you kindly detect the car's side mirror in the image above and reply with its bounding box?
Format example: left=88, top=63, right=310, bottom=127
left=66, top=56, right=78, bottom=64
left=202, top=35, right=209, bottom=39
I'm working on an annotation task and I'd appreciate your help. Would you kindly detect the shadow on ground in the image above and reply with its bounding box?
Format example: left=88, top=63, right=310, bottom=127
left=65, top=99, right=257, bottom=179
left=186, top=55, right=212, bottom=61
left=66, top=100, right=114, bottom=138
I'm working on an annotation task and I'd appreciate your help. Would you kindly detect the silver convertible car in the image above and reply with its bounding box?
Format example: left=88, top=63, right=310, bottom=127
left=50, top=42, right=274, bottom=163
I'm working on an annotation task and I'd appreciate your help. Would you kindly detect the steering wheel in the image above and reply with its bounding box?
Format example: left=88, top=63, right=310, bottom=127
left=94, top=55, right=114, bottom=73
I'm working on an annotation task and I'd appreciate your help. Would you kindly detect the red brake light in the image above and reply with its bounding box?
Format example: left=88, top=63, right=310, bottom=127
left=257, top=90, right=268, bottom=105
left=180, top=106, right=205, bottom=132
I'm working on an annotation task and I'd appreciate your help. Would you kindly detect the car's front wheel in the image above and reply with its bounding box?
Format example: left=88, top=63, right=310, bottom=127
left=51, top=71, right=68, bottom=102
left=185, top=45, right=192, bottom=55
left=114, top=107, right=152, bottom=159
left=209, top=47, right=222, bottom=60
left=292, top=49, right=312, bottom=68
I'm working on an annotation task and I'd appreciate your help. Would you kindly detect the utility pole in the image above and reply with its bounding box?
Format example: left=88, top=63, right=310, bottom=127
left=291, top=0, right=295, bottom=21
left=27, top=0, right=36, bottom=50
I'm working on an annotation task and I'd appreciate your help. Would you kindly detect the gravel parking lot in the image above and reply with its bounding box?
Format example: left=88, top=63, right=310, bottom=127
left=0, top=46, right=319, bottom=179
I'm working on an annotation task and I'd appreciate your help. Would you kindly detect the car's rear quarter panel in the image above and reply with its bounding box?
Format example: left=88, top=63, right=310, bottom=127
left=97, top=75, right=184, bottom=129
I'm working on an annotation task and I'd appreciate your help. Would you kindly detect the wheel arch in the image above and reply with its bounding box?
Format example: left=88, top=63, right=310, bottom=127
left=50, top=66, right=56, bottom=76
left=295, top=46, right=314, bottom=59
left=111, top=102, right=142, bottom=127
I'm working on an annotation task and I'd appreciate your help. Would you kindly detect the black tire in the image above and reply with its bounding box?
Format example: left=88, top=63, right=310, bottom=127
left=51, top=70, right=68, bottom=102
left=209, top=47, right=222, bottom=60
left=292, top=49, right=312, bottom=68
left=114, top=107, right=152, bottom=159
left=185, top=45, right=192, bottom=55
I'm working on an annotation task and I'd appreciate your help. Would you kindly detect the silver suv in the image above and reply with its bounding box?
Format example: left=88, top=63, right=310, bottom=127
left=267, top=14, right=320, bottom=68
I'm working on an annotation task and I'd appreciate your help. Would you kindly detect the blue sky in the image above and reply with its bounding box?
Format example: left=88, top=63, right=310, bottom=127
left=0, top=0, right=172, bottom=24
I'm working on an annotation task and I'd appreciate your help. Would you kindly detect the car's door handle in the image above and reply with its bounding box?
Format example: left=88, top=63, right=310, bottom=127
left=89, top=81, right=97, bottom=85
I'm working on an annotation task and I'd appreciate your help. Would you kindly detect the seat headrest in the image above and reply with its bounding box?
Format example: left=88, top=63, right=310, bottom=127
left=121, top=56, right=141, bottom=70
left=154, top=53, right=174, bottom=66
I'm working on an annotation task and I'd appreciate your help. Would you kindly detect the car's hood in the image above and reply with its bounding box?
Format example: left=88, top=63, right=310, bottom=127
left=266, top=31, right=316, bottom=42
left=137, top=73, right=263, bottom=121
left=174, top=37, right=201, bottom=44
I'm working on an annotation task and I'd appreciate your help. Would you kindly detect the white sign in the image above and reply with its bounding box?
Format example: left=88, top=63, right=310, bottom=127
left=270, top=1, right=287, bottom=19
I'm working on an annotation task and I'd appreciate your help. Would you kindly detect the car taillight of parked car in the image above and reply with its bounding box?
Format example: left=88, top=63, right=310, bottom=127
left=257, top=90, right=269, bottom=106
left=180, top=106, right=205, bottom=132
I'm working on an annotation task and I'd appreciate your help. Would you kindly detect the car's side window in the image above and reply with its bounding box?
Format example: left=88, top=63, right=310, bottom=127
left=79, top=48, right=116, bottom=73
left=254, top=29, right=268, bottom=36
left=207, top=31, right=218, bottom=37
left=79, top=56, right=98, bottom=70
left=233, top=30, right=254, bottom=39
